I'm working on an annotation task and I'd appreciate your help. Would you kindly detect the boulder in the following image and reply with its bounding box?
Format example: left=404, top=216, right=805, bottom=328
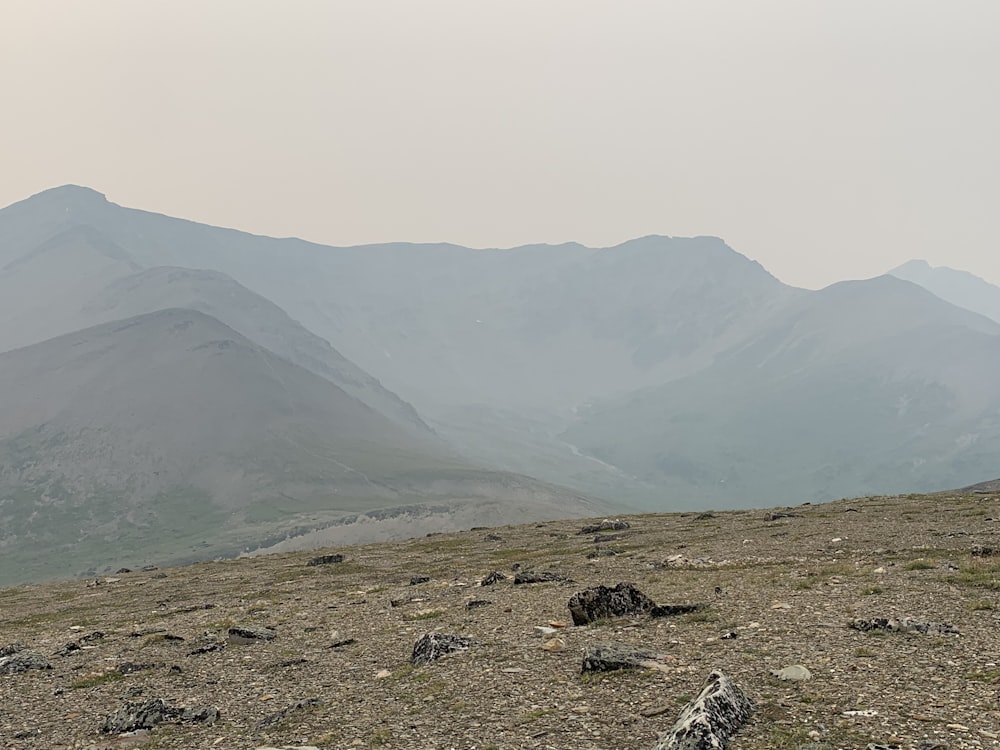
left=411, top=633, right=481, bottom=665
left=568, top=582, right=656, bottom=625
left=101, top=698, right=220, bottom=734
left=653, top=670, right=752, bottom=750
left=0, top=651, right=52, bottom=674
left=101, top=699, right=167, bottom=733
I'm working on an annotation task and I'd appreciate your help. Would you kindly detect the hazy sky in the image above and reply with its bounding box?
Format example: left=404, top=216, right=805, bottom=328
left=3, top=1, right=998, bottom=289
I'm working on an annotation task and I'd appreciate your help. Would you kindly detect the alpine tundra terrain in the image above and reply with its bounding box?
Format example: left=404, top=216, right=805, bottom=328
left=2, top=488, right=999, bottom=749
left=2, top=185, right=1000, bottom=584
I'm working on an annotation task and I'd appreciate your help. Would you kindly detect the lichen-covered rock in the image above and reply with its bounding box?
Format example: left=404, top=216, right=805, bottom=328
left=411, top=633, right=481, bottom=665
left=653, top=670, right=752, bottom=750
left=101, top=698, right=220, bottom=734
left=0, top=651, right=52, bottom=674
left=568, top=582, right=656, bottom=625
left=581, top=643, right=664, bottom=673
left=850, top=617, right=960, bottom=635
left=101, top=699, right=167, bottom=733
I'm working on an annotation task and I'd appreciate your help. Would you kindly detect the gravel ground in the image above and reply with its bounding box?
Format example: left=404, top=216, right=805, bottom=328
left=2, top=491, right=999, bottom=750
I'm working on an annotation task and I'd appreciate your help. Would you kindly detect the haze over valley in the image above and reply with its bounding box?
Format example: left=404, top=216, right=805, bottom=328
left=1, top=185, right=999, bottom=585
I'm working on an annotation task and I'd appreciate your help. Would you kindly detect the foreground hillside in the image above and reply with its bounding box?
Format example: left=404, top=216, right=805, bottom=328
left=2, top=490, right=999, bottom=749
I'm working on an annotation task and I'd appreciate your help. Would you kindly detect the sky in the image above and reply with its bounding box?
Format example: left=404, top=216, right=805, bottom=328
left=2, top=0, right=998, bottom=290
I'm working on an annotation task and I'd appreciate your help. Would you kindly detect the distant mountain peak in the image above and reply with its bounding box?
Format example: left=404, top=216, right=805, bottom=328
left=889, top=258, right=1000, bottom=325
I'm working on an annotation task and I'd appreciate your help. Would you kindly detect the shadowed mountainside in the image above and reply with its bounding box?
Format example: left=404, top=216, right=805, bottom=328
left=0, top=309, right=608, bottom=586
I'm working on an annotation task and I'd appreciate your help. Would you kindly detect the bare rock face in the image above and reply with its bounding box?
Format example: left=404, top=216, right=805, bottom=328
left=0, top=651, right=52, bottom=674
left=850, top=617, right=960, bottom=635
left=568, top=582, right=656, bottom=625
left=653, top=670, right=752, bottom=750
left=410, top=633, right=481, bottom=665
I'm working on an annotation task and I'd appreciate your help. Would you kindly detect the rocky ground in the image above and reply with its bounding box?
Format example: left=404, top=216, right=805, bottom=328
left=2, top=490, right=999, bottom=750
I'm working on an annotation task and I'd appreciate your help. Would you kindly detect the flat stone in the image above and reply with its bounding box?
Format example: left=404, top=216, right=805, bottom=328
left=579, top=519, right=630, bottom=534
left=306, top=554, right=344, bottom=566
left=770, top=664, right=812, bottom=681
left=257, top=698, right=320, bottom=728
left=850, top=617, right=959, bottom=635
left=513, top=570, right=567, bottom=584
left=653, top=670, right=753, bottom=750
left=228, top=626, right=277, bottom=643
left=581, top=642, right=664, bottom=673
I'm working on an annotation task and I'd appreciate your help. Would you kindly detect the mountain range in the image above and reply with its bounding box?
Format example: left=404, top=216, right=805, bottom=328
left=1, top=184, right=998, bottom=583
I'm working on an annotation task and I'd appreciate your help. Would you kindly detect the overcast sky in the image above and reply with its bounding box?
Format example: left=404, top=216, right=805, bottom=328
left=3, top=1, right=998, bottom=289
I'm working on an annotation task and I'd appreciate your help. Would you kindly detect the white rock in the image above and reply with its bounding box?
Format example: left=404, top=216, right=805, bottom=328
left=770, top=664, right=812, bottom=681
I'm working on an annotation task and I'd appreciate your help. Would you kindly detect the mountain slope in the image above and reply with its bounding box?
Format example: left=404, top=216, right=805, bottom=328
left=890, top=259, right=1000, bottom=324
left=564, top=276, right=1000, bottom=506
left=0, top=309, right=607, bottom=585
left=81, top=266, right=433, bottom=436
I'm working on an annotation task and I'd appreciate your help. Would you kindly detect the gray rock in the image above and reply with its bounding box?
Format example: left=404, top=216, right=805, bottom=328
left=306, top=553, right=344, bottom=566
left=0, top=651, right=52, bottom=674
left=653, top=670, right=753, bottom=750
left=514, top=570, right=568, bottom=584
left=228, top=626, right=277, bottom=642
left=568, top=582, right=656, bottom=625
left=257, top=698, right=320, bottom=728
left=100, top=698, right=167, bottom=734
left=580, top=519, right=631, bottom=534
left=850, top=617, right=960, bottom=635
left=100, top=697, right=219, bottom=734
left=411, top=633, right=481, bottom=665
left=480, top=571, right=508, bottom=586
left=117, top=662, right=157, bottom=675
left=581, top=643, right=664, bottom=673
left=650, top=603, right=705, bottom=618
left=770, top=664, right=812, bottom=681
